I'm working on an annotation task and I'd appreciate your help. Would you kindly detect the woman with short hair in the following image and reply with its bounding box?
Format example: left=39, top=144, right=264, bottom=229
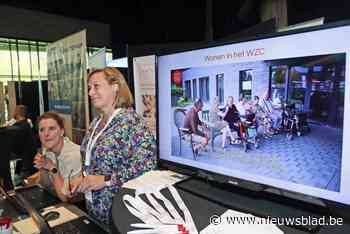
left=33, top=112, right=82, bottom=202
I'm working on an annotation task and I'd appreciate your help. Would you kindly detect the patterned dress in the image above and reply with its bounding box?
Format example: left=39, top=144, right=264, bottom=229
left=80, top=108, right=157, bottom=225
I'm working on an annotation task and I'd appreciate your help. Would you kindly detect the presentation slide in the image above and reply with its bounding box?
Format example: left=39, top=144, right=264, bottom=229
left=158, top=24, right=350, bottom=205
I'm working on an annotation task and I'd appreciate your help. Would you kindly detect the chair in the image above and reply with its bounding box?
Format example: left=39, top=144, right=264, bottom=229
left=210, top=127, right=223, bottom=152
left=173, top=108, right=196, bottom=160
left=6, top=121, right=37, bottom=177
left=201, top=110, right=209, bottom=122
left=0, top=129, right=14, bottom=190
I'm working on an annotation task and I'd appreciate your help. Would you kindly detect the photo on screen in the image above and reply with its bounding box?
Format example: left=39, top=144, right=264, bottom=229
left=158, top=23, right=350, bottom=206
left=170, top=53, right=345, bottom=192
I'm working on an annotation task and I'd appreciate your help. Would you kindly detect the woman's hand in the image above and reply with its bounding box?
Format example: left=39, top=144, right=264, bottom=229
left=73, top=175, right=106, bottom=193
left=66, top=175, right=83, bottom=197
left=33, top=153, right=55, bottom=170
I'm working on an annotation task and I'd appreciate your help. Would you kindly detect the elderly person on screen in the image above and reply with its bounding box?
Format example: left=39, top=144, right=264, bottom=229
left=33, top=112, right=82, bottom=202
left=183, top=98, right=210, bottom=155
left=260, top=91, right=283, bottom=130
left=222, top=96, right=242, bottom=148
left=235, top=94, right=247, bottom=117
left=72, top=67, right=157, bottom=225
left=209, top=96, right=227, bottom=131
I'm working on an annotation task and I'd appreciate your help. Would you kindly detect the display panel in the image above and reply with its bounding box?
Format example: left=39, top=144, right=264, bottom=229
left=157, top=23, right=350, bottom=205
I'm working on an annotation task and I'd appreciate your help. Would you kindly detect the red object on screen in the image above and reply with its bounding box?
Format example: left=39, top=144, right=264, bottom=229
left=172, top=70, right=183, bottom=86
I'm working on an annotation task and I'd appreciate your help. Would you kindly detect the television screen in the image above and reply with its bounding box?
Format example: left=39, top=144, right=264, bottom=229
left=157, top=23, right=350, bottom=205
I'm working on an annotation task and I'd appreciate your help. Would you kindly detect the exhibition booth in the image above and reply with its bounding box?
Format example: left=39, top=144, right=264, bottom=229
left=1, top=20, right=350, bottom=234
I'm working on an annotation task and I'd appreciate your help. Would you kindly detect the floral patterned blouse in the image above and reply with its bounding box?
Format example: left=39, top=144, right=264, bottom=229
left=81, top=107, right=157, bottom=225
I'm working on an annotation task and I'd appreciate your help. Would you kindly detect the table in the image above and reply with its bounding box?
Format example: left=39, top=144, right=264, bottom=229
left=111, top=177, right=350, bottom=234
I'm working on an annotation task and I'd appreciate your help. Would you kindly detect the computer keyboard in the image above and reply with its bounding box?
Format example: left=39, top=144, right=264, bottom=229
left=52, top=222, right=81, bottom=234
left=0, top=198, right=22, bottom=218
left=16, top=185, right=59, bottom=210
left=51, top=217, right=107, bottom=234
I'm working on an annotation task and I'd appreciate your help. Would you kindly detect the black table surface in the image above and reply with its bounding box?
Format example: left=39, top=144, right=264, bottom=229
left=111, top=179, right=350, bottom=234
left=0, top=185, right=61, bottom=222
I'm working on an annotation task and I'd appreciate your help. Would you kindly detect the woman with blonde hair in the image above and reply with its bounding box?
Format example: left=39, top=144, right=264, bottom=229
left=72, top=67, right=157, bottom=225
left=209, top=96, right=227, bottom=130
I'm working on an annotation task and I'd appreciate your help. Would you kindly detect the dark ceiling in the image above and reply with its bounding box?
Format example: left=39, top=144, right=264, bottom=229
left=2, top=0, right=350, bottom=57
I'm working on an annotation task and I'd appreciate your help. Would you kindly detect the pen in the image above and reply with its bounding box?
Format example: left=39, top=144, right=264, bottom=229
left=68, top=169, right=74, bottom=194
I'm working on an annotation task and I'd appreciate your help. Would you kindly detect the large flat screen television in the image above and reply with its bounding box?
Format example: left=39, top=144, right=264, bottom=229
left=157, top=22, right=350, bottom=207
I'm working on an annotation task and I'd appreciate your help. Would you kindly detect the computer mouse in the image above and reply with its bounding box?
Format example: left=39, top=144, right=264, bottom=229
left=43, top=211, right=60, bottom=221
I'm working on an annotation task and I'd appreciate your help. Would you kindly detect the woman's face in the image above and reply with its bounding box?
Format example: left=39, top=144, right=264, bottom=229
left=88, top=72, right=117, bottom=110
left=253, top=98, right=259, bottom=105
left=228, top=97, right=234, bottom=106
left=39, top=118, right=64, bottom=151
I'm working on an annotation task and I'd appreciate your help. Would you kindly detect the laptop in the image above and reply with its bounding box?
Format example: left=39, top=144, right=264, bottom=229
left=15, top=184, right=60, bottom=211
left=0, top=184, right=26, bottom=215
left=15, top=193, right=108, bottom=234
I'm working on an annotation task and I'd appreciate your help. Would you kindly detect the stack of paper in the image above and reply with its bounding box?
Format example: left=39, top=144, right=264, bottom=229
left=122, top=170, right=187, bottom=194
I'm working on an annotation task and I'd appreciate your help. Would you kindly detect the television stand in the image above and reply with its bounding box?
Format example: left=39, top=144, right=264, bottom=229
left=175, top=177, right=331, bottom=233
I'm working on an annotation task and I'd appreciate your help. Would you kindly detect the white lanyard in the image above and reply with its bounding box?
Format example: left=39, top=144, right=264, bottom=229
left=85, top=108, right=121, bottom=168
